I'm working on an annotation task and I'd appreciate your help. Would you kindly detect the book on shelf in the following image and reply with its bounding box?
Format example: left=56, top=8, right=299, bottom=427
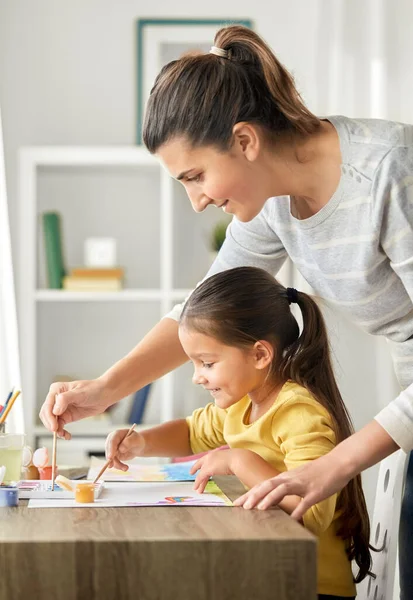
left=128, top=383, right=152, bottom=424
left=71, top=267, right=124, bottom=279
left=42, top=212, right=66, bottom=289
left=62, top=276, right=122, bottom=291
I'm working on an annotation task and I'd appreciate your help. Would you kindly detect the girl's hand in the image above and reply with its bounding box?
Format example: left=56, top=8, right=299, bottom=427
left=105, top=429, right=145, bottom=471
left=190, top=449, right=235, bottom=494
left=234, top=452, right=352, bottom=519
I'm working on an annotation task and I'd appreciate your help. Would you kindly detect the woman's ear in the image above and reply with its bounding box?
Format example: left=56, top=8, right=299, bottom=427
left=253, top=340, right=274, bottom=370
left=232, top=122, right=261, bottom=162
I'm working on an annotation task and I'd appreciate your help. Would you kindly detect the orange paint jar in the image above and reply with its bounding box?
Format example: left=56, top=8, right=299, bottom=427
left=39, top=465, right=58, bottom=480
left=75, top=482, right=95, bottom=503
left=21, top=464, right=40, bottom=480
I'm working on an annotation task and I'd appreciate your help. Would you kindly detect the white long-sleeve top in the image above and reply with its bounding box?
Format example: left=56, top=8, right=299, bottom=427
left=167, top=115, right=413, bottom=452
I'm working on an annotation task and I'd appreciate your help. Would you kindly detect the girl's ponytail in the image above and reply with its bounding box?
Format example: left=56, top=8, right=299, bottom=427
left=279, top=290, right=347, bottom=429
left=279, top=290, right=374, bottom=583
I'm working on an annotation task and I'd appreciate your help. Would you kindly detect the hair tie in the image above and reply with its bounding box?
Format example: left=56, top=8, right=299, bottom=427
left=286, top=287, right=299, bottom=304
left=209, top=46, right=229, bottom=59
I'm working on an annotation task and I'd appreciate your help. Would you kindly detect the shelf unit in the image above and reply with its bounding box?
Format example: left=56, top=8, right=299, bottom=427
left=19, top=146, right=224, bottom=452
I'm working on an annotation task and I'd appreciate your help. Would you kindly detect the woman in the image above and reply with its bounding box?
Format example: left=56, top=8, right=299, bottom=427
left=40, top=25, right=413, bottom=595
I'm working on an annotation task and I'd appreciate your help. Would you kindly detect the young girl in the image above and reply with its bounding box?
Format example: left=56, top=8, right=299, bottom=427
left=106, top=266, right=372, bottom=599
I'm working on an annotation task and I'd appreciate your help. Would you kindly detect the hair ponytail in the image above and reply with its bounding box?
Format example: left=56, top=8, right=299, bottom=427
left=279, top=291, right=374, bottom=583
left=143, top=25, right=320, bottom=153
left=214, top=26, right=320, bottom=136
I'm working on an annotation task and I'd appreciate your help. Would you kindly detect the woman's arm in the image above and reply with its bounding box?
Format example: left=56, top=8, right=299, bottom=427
left=39, top=318, right=189, bottom=437
left=190, top=448, right=302, bottom=516
left=234, top=420, right=399, bottom=517
left=101, top=318, right=188, bottom=401
left=40, top=204, right=287, bottom=437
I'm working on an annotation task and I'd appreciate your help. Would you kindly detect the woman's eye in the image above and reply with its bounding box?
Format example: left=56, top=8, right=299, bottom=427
left=203, top=363, right=213, bottom=369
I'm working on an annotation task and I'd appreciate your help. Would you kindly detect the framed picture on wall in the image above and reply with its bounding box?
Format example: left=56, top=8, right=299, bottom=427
left=136, top=18, right=253, bottom=144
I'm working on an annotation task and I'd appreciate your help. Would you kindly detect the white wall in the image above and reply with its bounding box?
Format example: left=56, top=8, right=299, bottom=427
left=0, top=0, right=321, bottom=262
left=1, top=0, right=413, bottom=513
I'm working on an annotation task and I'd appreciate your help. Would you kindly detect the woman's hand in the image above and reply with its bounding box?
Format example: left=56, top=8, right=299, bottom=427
left=190, top=449, right=236, bottom=494
left=234, top=421, right=399, bottom=519
left=234, top=451, right=352, bottom=519
left=105, top=429, right=146, bottom=471
left=39, top=378, right=113, bottom=440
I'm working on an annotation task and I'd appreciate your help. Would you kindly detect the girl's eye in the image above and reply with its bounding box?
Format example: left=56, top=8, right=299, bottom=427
left=187, top=174, right=202, bottom=183
left=203, top=363, right=214, bottom=369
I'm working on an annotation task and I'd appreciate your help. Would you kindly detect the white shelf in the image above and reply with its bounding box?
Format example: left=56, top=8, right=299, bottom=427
left=33, top=421, right=155, bottom=437
left=35, top=289, right=163, bottom=302
left=20, top=145, right=158, bottom=167
left=34, top=289, right=193, bottom=302
left=170, top=289, right=193, bottom=300
left=19, top=145, right=178, bottom=448
left=19, top=144, right=218, bottom=452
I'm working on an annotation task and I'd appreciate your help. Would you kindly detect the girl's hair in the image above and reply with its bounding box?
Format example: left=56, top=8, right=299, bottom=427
left=143, top=25, right=320, bottom=153
left=180, top=266, right=373, bottom=583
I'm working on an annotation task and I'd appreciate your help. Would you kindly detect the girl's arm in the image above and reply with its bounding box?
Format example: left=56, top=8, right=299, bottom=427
left=230, top=449, right=303, bottom=517
left=105, top=419, right=192, bottom=470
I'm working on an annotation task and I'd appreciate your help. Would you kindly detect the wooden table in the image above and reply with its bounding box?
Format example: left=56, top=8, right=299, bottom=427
left=0, top=476, right=316, bottom=600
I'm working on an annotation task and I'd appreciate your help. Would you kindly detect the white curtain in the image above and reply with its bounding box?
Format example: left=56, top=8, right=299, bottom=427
left=313, top=0, right=413, bottom=123
left=0, top=106, right=23, bottom=433
left=278, top=0, right=413, bottom=516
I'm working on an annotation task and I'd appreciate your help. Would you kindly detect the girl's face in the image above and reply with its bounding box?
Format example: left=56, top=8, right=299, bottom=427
left=156, top=128, right=274, bottom=223
left=178, top=326, right=267, bottom=409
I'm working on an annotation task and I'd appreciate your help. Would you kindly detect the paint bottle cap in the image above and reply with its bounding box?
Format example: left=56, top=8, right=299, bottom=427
left=55, top=475, right=75, bottom=492
left=22, top=446, right=33, bottom=468
left=33, top=447, right=49, bottom=468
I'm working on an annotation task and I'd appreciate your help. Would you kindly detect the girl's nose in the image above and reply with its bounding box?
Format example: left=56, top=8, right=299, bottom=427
left=192, top=370, right=207, bottom=385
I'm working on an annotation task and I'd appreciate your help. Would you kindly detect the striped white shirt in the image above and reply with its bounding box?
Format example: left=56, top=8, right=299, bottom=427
left=168, top=115, right=413, bottom=452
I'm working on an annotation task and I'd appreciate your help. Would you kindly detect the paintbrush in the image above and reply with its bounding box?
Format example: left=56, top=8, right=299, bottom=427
left=51, top=431, right=57, bottom=491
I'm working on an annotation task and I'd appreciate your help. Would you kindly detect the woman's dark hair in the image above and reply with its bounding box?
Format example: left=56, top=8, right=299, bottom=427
left=143, top=25, right=320, bottom=153
left=180, top=266, right=373, bottom=583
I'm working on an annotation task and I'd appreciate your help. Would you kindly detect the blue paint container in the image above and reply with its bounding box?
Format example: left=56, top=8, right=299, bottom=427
left=0, top=485, right=19, bottom=507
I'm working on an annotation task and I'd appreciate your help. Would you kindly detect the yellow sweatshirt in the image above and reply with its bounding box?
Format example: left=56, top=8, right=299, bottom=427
left=186, top=380, right=356, bottom=597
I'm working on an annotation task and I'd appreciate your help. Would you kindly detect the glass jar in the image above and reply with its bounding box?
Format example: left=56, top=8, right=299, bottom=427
left=0, top=423, right=26, bottom=484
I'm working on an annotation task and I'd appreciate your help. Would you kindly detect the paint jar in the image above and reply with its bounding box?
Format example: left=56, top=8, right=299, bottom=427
left=38, top=465, right=58, bottom=480
left=75, top=482, right=95, bottom=503
left=0, top=425, right=26, bottom=484
left=21, top=464, right=40, bottom=480
left=0, top=485, right=19, bottom=507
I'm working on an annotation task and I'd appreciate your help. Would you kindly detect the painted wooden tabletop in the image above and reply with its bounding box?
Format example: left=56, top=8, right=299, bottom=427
left=0, top=476, right=317, bottom=600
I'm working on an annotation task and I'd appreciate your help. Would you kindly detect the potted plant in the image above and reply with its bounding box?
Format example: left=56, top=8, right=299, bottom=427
left=209, top=220, right=229, bottom=264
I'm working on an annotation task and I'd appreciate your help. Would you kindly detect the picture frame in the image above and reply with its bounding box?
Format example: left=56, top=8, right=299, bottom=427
left=136, top=18, right=253, bottom=143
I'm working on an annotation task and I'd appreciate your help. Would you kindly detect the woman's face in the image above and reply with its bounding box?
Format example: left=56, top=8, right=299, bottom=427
left=156, top=132, right=272, bottom=222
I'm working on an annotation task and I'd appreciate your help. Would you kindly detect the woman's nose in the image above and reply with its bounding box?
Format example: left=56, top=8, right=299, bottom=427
left=188, top=190, right=210, bottom=213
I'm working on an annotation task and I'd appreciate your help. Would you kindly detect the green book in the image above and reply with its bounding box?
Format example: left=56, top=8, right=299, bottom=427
left=42, top=212, right=66, bottom=289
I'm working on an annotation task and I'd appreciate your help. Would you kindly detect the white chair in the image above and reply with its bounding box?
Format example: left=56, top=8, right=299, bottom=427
left=357, top=449, right=409, bottom=600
